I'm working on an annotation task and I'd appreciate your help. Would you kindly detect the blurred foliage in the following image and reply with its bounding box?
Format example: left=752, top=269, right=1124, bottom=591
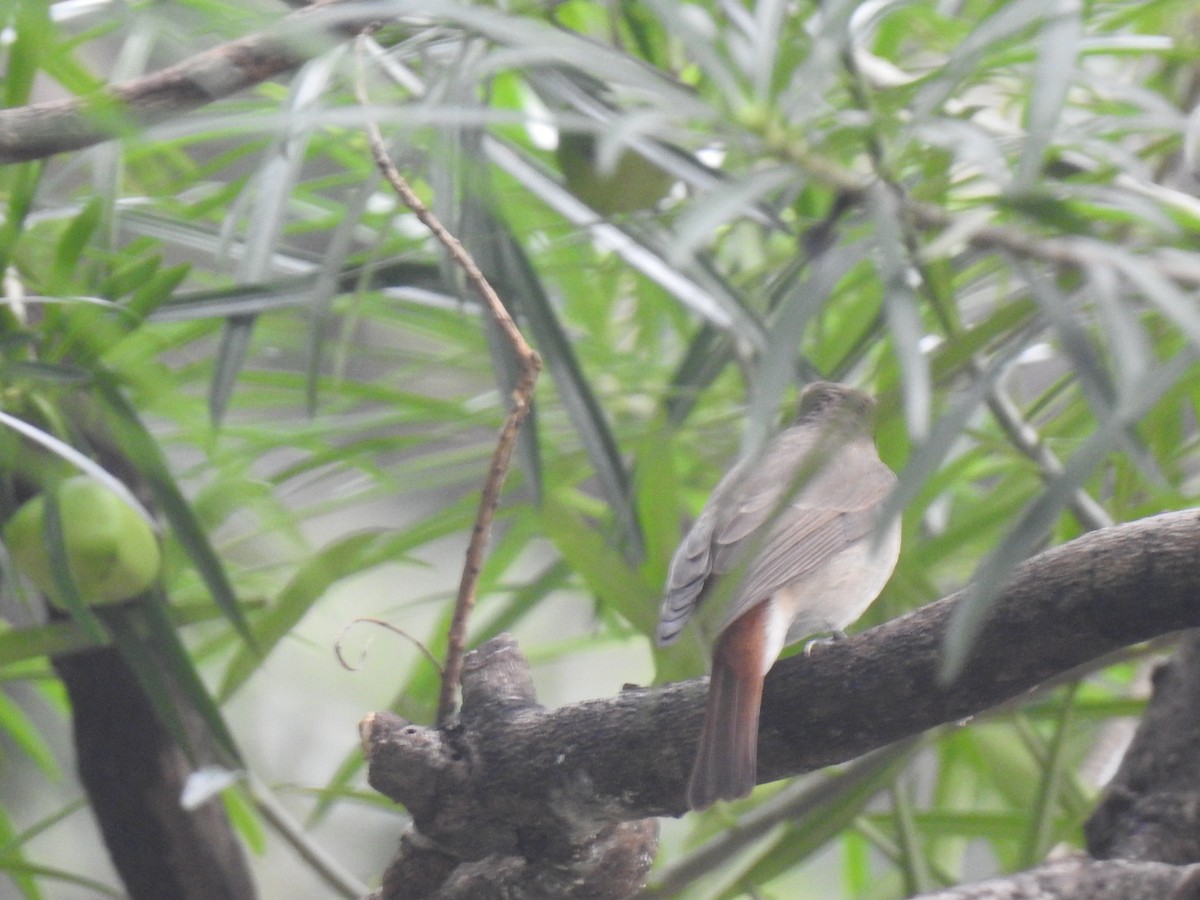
left=2, top=0, right=1200, bottom=895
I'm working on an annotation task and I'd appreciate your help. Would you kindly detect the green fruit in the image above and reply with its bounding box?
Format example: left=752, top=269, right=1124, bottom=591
left=3, top=476, right=161, bottom=606
left=556, top=133, right=675, bottom=215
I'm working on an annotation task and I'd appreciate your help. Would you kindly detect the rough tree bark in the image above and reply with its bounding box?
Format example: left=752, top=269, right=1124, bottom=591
left=51, top=643, right=256, bottom=900
left=360, top=508, right=1200, bottom=897
left=1086, top=633, right=1200, bottom=864
left=910, top=857, right=1200, bottom=900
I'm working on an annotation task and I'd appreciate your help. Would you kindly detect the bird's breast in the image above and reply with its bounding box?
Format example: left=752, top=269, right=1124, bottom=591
left=772, top=517, right=901, bottom=647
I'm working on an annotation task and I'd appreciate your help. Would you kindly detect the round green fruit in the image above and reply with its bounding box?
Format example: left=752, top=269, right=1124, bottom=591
left=3, top=476, right=162, bottom=606
left=555, top=133, right=675, bottom=215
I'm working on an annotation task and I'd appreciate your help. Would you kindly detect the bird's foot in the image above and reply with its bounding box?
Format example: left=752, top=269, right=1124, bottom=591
left=803, top=629, right=848, bottom=656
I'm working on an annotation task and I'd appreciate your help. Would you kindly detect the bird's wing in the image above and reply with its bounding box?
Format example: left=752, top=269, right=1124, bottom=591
left=656, top=431, right=820, bottom=644
left=719, top=442, right=896, bottom=628
left=656, top=500, right=720, bottom=645
left=655, top=445, right=767, bottom=646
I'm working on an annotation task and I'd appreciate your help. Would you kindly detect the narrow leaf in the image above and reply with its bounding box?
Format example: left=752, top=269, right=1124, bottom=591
left=127, top=597, right=243, bottom=765
left=941, top=348, right=1197, bottom=679
left=210, top=314, right=257, bottom=426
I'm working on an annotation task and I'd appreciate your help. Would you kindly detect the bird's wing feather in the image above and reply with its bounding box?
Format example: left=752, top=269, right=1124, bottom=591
left=721, top=443, right=896, bottom=627
left=656, top=503, right=720, bottom=644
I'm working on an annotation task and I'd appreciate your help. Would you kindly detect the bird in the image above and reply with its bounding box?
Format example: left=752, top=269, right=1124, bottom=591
left=657, top=382, right=900, bottom=811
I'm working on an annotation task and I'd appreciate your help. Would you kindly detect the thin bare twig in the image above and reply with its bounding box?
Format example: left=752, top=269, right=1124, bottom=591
left=354, top=36, right=542, bottom=726
left=334, top=617, right=443, bottom=675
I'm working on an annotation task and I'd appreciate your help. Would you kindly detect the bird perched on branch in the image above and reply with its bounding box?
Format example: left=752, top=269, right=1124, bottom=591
left=658, top=382, right=900, bottom=811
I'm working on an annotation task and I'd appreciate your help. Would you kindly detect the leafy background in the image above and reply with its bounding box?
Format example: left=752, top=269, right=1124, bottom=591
left=1, top=0, right=1199, bottom=896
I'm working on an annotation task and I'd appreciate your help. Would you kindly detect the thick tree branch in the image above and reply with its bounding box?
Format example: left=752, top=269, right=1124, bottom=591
left=364, top=638, right=659, bottom=899
left=360, top=507, right=1200, bottom=895
left=0, top=0, right=373, bottom=164
left=52, top=643, right=256, bottom=900
left=1086, top=632, right=1200, bottom=863
left=910, top=856, right=1200, bottom=899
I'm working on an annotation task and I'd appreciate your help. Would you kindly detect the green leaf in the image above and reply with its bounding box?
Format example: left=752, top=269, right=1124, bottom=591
left=0, top=620, right=106, bottom=666
left=145, top=597, right=243, bottom=762
left=539, top=494, right=657, bottom=633
left=0, top=687, right=57, bottom=778
left=1016, top=0, right=1082, bottom=190
left=941, top=348, right=1197, bottom=680
left=39, top=494, right=107, bottom=643
left=48, top=197, right=103, bottom=294
left=630, top=421, right=682, bottom=591
left=647, top=739, right=920, bottom=895
left=1017, top=685, right=1081, bottom=865
left=210, top=315, right=257, bottom=426
left=471, top=201, right=641, bottom=549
